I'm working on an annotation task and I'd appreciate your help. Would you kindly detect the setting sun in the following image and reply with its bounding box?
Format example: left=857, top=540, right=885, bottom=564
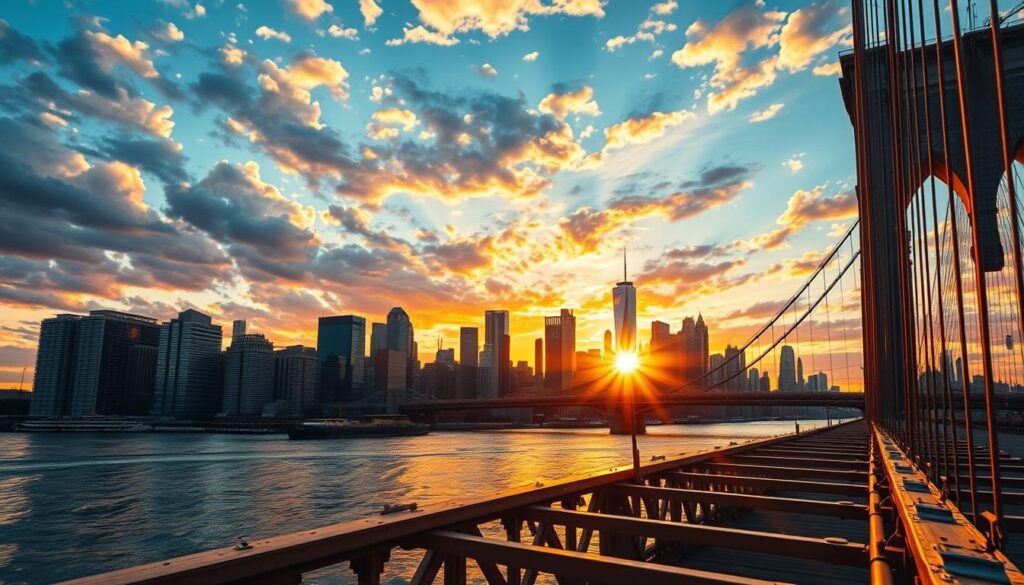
left=615, top=352, right=638, bottom=374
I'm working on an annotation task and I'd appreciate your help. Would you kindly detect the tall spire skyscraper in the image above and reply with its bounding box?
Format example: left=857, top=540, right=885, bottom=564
left=612, top=249, right=637, bottom=354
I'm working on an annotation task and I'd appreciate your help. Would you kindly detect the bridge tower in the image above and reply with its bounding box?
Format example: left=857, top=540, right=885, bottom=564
left=839, top=23, right=1024, bottom=423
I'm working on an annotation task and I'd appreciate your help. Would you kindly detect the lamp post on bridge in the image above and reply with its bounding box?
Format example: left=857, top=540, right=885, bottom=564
left=615, top=352, right=641, bottom=484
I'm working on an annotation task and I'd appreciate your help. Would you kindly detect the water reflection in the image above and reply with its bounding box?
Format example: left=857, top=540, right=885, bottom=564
left=0, top=421, right=827, bottom=584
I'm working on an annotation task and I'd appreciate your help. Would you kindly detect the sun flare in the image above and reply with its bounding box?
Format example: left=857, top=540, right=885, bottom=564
left=614, top=352, right=638, bottom=374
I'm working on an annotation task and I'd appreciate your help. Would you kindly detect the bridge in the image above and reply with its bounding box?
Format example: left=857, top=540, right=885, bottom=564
left=64, top=2, right=1024, bottom=584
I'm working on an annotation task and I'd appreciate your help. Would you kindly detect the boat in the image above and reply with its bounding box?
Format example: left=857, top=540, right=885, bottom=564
left=287, top=415, right=430, bottom=439
left=16, top=419, right=153, bottom=432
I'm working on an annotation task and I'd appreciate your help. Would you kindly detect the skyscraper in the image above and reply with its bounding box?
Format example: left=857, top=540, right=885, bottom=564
left=222, top=333, right=275, bottom=416
left=317, top=315, right=366, bottom=402
left=273, top=345, right=319, bottom=417
left=370, top=322, right=388, bottom=354
left=232, top=320, right=246, bottom=339
left=387, top=307, right=414, bottom=390
left=153, top=309, right=224, bottom=419
left=70, top=310, right=161, bottom=416
left=680, top=315, right=709, bottom=385
left=484, top=310, right=510, bottom=397
left=603, top=330, right=613, bottom=362
left=459, top=327, right=479, bottom=367
left=534, top=337, right=544, bottom=383
left=612, top=251, right=637, bottom=354
left=30, top=314, right=82, bottom=417
left=796, top=357, right=805, bottom=391
left=544, top=309, right=576, bottom=393
left=778, top=345, right=797, bottom=392
left=723, top=345, right=746, bottom=391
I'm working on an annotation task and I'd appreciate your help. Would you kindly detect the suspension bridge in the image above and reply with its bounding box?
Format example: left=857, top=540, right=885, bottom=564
left=64, top=1, right=1024, bottom=583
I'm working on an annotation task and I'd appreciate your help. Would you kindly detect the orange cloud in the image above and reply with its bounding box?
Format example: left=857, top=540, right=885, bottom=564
left=538, top=85, right=601, bottom=120
left=385, top=0, right=604, bottom=46
left=602, top=109, right=694, bottom=151
left=287, top=0, right=333, bottom=20
left=742, top=185, right=858, bottom=250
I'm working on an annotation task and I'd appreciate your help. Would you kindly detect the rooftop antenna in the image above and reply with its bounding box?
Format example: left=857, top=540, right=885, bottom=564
left=623, top=247, right=627, bottom=282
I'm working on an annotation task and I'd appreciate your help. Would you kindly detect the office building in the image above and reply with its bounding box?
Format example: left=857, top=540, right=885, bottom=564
left=222, top=333, right=275, bottom=417
left=232, top=320, right=246, bottom=339
left=484, top=310, right=511, bottom=397
left=153, top=309, right=224, bottom=419
left=317, top=315, right=366, bottom=402
left=459, top=327, right=478, bottom=367
left=534, top=338, right=544, bottom=384
left=30, top=314, right=83, bottom=417
left=778, top=345, right=797, bottom=392
left=274, top=345, right=319, bottom=417
left=544, top=309, right=576, bottom=393
left=387, top=307, right=415, bottom=390
left=797, top=357, right=805, bottom=391
left=70, top=310, right=161, bottom=416
left=603, top=330, right=613, bottom=362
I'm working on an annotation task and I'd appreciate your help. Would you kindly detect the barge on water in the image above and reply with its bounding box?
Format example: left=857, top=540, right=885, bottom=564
left=287, top=415, right=429, bottom=439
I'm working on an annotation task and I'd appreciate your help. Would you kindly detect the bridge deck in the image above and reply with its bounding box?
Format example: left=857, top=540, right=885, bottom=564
left=60, top=419, right=1024, bottom=584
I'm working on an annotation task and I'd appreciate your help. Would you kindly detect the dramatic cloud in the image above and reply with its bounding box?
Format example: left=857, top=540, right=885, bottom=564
left=777, top=1, right=851, bottom=72
left=164, top=161, right=319, bottom=281
left=602, top=109, right=693, bottom=152
left=605, top=18, right=677, bottom=52
left=386, top=0, right=605, bottom=46
left=743, top=184, right=858, bottom=250
left=255, top=26, right=292, bottom=43
left=0, top=116, right=229, bottom=308
left=360, top=0, right=383, bottom=27
left=560, top=164, right=755, bottom=252
left=538, top=85, right=601, bottom=121
left=0, top=19, right=44, bottom=65
left=749, top=103, right=783, bottom=122
left=287, top=0, right=333, bottom=21
left=154, top=22, right=185, bottom=43
left=672, top=2, right=850, bottom=113
left=327, top=25, right=359, bottom=39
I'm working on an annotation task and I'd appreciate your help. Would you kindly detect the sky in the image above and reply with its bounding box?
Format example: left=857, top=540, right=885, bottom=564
left=0, top=0, right=934, bottom=385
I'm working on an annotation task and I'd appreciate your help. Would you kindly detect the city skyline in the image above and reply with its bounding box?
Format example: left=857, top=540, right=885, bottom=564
left=0, top=0, right=866, bottom=387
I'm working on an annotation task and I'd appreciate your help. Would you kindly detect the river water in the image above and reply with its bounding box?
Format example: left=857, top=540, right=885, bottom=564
left=0, top=420, right=833, bottom=584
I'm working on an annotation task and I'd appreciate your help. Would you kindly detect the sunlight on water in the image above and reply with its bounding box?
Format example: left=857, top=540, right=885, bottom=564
left=0, top=421, right=829, bottom=584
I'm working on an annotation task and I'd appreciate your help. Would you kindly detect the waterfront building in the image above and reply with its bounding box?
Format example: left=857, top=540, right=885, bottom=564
left=459, top=327, right=478, bottom=367
left=513, top=360, right=533, bottom=393
left=484, top=310, right=511, bottom=397
left=387, top=308, right=415, bottom=390
left=544, top=309, right=576, bottom=393
left=760, top=371, right=771, bottom=392
left=30, top=314, right=83, bottom=417
left=232, top=320, right=246, bottom=339
left=152, top=309, right=224, bottom=419
left=222, top=333, right=275, bottom=417
left=747, top=367, right=760, bottom=392
left=534, top=338, right=544, bottom=384
left=69, top=310, right=161, bottom=416
left=274, top=345, right=319, bottom=417
left=723, top=345, right=746, bottom=391
left=709, top=353, right=724, bottom=388
left=375, top=349, right=407, bottom=392
left=679, top=315, right=709, bottom=385
left=478, top=343, right=497, bottom=399
left=317, top=315, right=366, bottom=402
